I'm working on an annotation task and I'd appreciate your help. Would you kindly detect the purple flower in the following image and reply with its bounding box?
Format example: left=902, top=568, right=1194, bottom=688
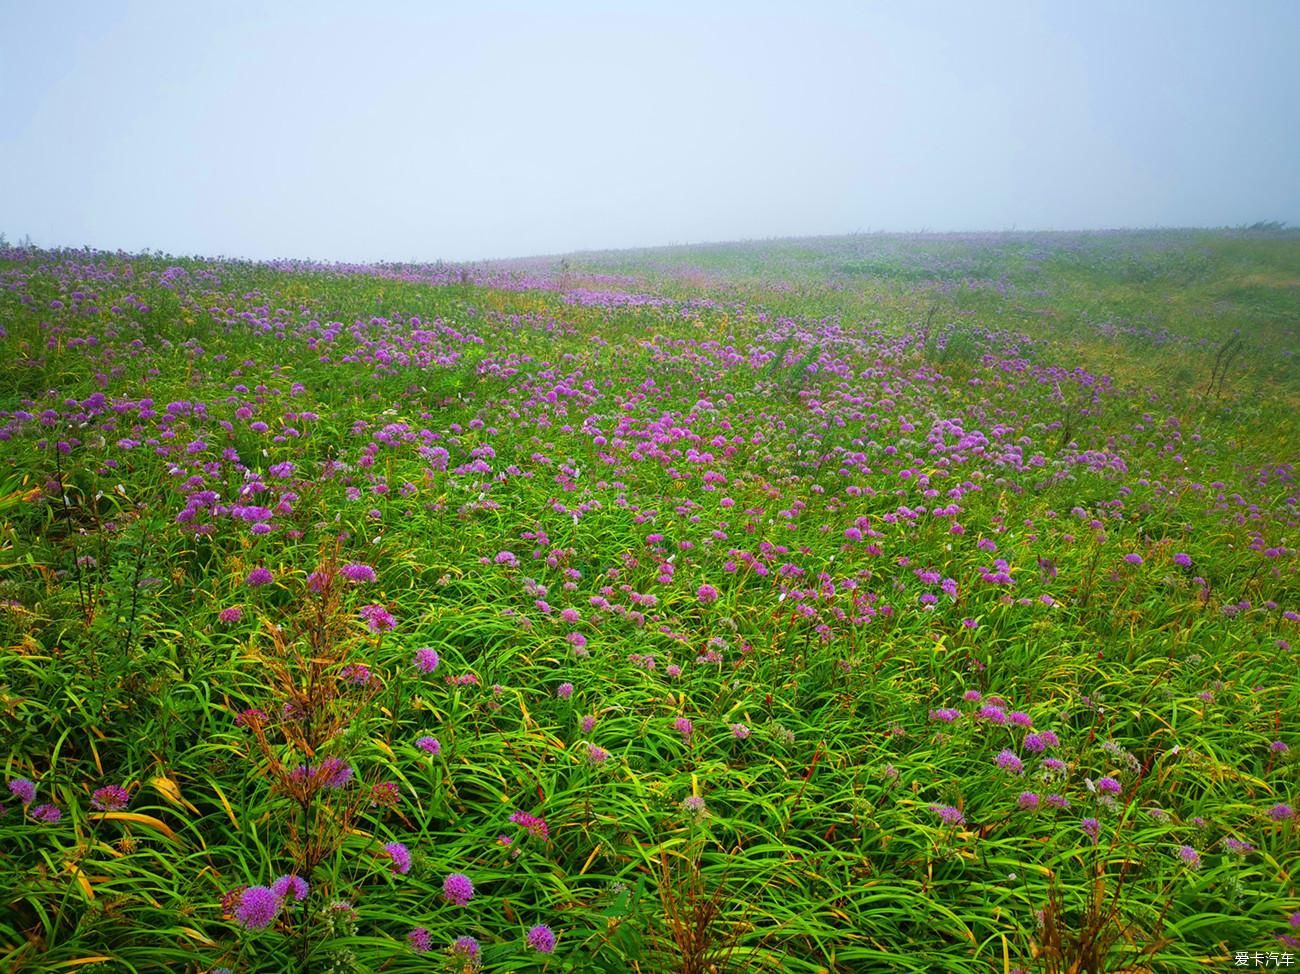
left=1046, top=793, right=1070, bottom=809
left=384, top=841, right=412, bottom=875
left=271, top=874, right=309, bottom=901
left=1095, top=776, right=1122, bottom=796
left=339, top=664, right=371, bottom=685
left=91, top=785, right=130, bottom=811
left=246, top=567, right=274, bottom=587
left=340, top=562, right=377, bottom=583
left=452, top=935, right=481, bottom=960
left=30, top=803, right=61, bottom=823
left=8, top=779, right=36, bottom=805
left=696, top=583, right=719, bottom=604
left=1042, top=757, right=1066, bottom=774
left=218, top=606, right=243, bottom=624
left=587, top=743, right=610, bottom=764
left=416, top=736, right=441, bottom=755
left=1008, top=711, right=1033, bottom=728
left=1268, top=803, right=1294, bottom=821
left=1173, top=552, right=1192, bottom=568
left=930, top=804, right=964, bottom=826
left=682, top=795, right=707, bottom=814
left=1271, top=740, right=1289, bottom=753
left=1018, top=791, right=1040, bottom=810
left=235, top=885, right=281, bottom=929
left=494, top=550, right=519, bottom=568
left=1023, top=733, right=1047, bottom=753
left=1123, top=553, right=1143, bottom=566
left=414, top=647, right=440, bottom=673
left=674, top=717, right=694, bottom=741
left=929, top=708, right=961, bottom=723
left=730, top=723, right=751, bottom=740
left=319, top=757, right=353, bottom=789
left=509, top=810, right=549, bottom=839
left=557, top=682, right=574, bottom=699
left=1177, top=845, right=1201, bottom=868
left=359, top=604, right=395, bottom=633
left=996, top=750, right=1024, bottom=774
left=963, top=690, right=982, bottom=702
left=1081, top=817, right=1101, bottom=843
left=526, top=923, right=557, bottom=953
left=407, top=926, right=432, bottom=953
left=442, top=872, right=474, bottom=905
left=580, top=714, right=597, bottom=734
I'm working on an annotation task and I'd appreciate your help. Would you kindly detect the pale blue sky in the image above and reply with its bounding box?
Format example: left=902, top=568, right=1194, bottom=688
left=2, top=1, right=1297, bottom=261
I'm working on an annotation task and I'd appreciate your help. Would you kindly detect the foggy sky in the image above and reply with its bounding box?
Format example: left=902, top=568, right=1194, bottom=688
left=2, top=0, right=1298, bottom=263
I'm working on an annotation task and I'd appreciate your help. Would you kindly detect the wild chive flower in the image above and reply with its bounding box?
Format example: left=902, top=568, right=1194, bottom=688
left=384, top=841, right=412, bottom=875
left=246, top=567, right=273, bottom=587
left=681, top=795, right=707, bottom=815
left=1018, top=792, right=1040, bottom=810
left=696, top=583, right=719, bottom=604
left=370, top=781, right=400, bottom=807
left=1095, top=776, right=1122, bottom=796
left=978, top=705, right=1008, bottom=724
left=414, top=647, right=440, bottom=673
left=557, top=682, right=574, bottom=699
left=674, top=717, right=694, bottom=741
left=218, top=606, right=243, bottom=623
left=271, top=875, right=309, bottom=901
left=30, top=803, right=61, bottom=823
left=359, top=603, right=395, bottom=632
left=416, top=736, right=441, bottom=755
left=1123, top=553, right=1143, bottom=566
left=1042, top=757, right=1066, bottom=774
left=339, top=664, right=371, bottom=685
left=235, top=885, right=281, bottom=929
left=931, top=804, right=964, bottom=826
left=1177, top=845, right=1201, bottom=868
left=586, top=743, right=610, bottom=764
left=442, top=872, right=474, bottom=905
left=996, top=750, right=1024, bottom=774
left=1023, top=733, right=1047, bottom=753
left=580, top=714, right=597, bottom=734
left=452, top=935, right=481, bottom=960
left=91, top=785, right=130, bottom=811
left=509, top=810, right=550, bottom=839
left=929, top=708, right=961, bottom=723
left=319, top=757, right=353, bottom=789
left=341, top=562, right=377, bottom=583
left=1173, top=552, right=1192, bottom=567
left=1271, top=740, right=1289, bottom=753
left=1268, top=803, right=1295, bottom=821
left=407, top=926, right=432, bottom=953
left=1046, top=794, right=1070, bottom=809
left=1223, top=837, right=1254, bottom=855
left=1008, top=711, right=1032, bottom=727
left=730, top=723, right=751, bottom=740
left=1081, top=818, right=1101, bottom=843
left=526, top=923, right=556, bottom=953
left=963, top=690, right=982, bottom=702
left=8, top=779, right=36, bottom=805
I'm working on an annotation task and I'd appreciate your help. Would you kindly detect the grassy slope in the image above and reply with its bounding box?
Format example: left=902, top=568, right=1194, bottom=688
left=0, top=230, right=1297, bottom=973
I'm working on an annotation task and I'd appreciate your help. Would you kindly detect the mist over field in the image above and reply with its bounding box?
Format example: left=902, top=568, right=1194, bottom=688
left=3, top=1, right=1300, bottom=261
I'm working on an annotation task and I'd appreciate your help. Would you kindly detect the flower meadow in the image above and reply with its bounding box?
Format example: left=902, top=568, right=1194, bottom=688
left=0, top=230, right=1297, bottom=972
